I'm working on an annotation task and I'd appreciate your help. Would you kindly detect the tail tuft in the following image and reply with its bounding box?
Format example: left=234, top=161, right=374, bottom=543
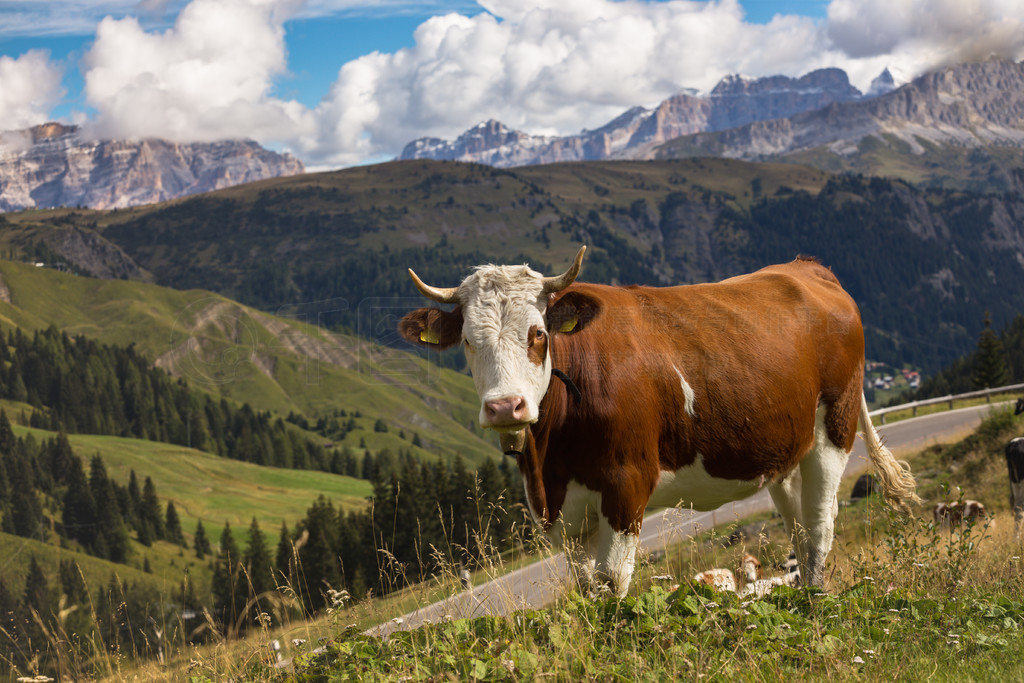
left=859, top=394, right=922, bottom=514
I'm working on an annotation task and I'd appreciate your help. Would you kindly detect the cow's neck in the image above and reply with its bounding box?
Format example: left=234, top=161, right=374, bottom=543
left=513, top=340, right=582, bottom=528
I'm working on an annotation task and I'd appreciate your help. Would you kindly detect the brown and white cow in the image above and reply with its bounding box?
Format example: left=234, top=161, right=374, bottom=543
left=1007, top=437, right=1024, bottom=537
left=399, top=246, right=920, bottom=596
left=933, top=500, right=989, bottom=529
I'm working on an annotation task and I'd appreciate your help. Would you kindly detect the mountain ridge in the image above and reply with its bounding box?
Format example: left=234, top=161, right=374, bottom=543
left=399, top=67, right=873, bottom=166
left=0, top=122, right=304, bottom=212
left=3, top=156, right=1021, bottom=374
left=655, top=58, right=1024, bottom=164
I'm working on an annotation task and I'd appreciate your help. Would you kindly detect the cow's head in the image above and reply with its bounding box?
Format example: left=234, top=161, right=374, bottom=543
left=399, top=246, right=587, bottom=434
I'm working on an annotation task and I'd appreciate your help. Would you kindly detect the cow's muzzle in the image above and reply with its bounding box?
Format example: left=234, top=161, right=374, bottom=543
left=482, top=395, right=531, bottom=431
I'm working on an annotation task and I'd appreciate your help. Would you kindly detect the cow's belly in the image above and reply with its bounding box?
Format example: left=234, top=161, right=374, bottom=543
left=648, top=455, right=761, bottom=511
left=1012, top=479, right=1024, bottom=509
left=552, top=481, right=603, bottom=540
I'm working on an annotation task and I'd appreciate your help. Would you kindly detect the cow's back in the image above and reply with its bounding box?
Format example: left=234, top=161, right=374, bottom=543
left=545, top=258, right=864, bottom=485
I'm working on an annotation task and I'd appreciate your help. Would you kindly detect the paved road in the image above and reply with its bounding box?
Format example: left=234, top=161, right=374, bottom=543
left=366, top=401, right=1008, bottom=637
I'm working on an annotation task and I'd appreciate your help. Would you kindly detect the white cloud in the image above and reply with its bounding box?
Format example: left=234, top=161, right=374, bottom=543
left=0, top=51, right=64, bottom=130
left=81, top=0, right=316, bottom=143
left=304, top=0, right=841, bottom=167
left=827, top=0, right=1024, bottom=64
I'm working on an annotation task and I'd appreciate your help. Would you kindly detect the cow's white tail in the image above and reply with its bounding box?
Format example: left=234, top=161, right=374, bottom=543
left=859, top=393, right=922, bottom=514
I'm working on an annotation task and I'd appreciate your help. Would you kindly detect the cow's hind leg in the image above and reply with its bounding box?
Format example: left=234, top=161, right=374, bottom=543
left=796, top=405, right=850, bottom=587
left=768, top=466, right=806, bottom=581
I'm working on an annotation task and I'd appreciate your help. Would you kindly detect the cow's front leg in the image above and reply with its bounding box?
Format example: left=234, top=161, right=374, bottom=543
left=594, top=513, right=641, bottom=598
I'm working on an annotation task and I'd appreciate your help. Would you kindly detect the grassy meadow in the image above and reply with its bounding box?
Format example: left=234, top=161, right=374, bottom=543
left=29, top=405, right=1011, bottom=682
left=0, top=422, right=373, bottom=630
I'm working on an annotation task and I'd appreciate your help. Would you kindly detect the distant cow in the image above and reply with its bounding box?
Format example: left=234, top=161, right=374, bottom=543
left=740, top=551, right=801, bottom=598
left=1015, top=397, right=1024, bottom=416
left=694, top=554, right=762, bottom=593
left=693, top=567, right=737, bottom=592
left=933, top=500, right=988, bottom=529
left=851, top=474, right=878, bottom=501
left=1007, top=437, right=1024, bottom=536
left=400, top=247, right=921, bottom=596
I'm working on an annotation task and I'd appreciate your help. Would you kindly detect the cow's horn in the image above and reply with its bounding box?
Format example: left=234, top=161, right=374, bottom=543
left=542, top=245, right=587, bottom=293
left=408, top=268, right=459, bottom=303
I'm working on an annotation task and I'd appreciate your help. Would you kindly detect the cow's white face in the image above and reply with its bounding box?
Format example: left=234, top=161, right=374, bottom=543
left=457, top=265, right=551, bottom=431
left=399, top=246, right=586, bottom=434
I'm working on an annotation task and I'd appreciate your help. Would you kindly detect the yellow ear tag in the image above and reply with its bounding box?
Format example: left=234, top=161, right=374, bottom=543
left=420, top=329, right=440, bottom=345
left=559, top=317, right=578, bottom=333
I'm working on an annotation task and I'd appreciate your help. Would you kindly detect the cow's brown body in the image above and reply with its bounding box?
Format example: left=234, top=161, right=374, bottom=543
left=519, top=260, right=864, bottom=535
left=401, top=249, right=920, bottom=595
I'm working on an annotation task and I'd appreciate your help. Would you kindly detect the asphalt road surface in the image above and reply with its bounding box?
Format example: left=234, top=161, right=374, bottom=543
left=366, top=401, right=1010, bottom=637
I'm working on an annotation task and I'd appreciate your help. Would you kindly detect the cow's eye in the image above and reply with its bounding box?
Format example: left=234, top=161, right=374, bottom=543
left=535, top=328, right=546, bottom=340
left=463, top=338, right=474, bottom=351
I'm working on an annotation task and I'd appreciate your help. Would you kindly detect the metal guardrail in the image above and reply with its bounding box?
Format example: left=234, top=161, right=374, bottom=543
left=869, top=382, right=1024, bottom=424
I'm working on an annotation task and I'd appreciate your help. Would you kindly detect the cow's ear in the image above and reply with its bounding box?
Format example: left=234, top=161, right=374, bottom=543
left=547, top=292, right=600, bottom=335
left=399, top=306, right=463, bottom=350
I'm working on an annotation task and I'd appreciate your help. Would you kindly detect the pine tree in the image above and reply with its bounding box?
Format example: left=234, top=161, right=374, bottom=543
left=165, top=501, right=186, bottom=546
left=242, top=517, right=275, bottom=607
left=0, top=410, right=16, bottom=455
left=212, top=522, right=246, bottom=634
left=139, top=476, right=165, bottom=541
left=49, top=432, right=77, bottom=486
left=90, top=455, right=131, bottom=563
left=274, top=522, right=293, bottom=586
left=62, top=456, right=98, bottom=551
left=194, top=520, right=212, bottom=559
left=126, top=469, right=142, bottom=530
left=973, top=312, right=1010, bottom=389
left=295, top=496, right=340, bottom=612
left=22, top=555, right=51, bottom=623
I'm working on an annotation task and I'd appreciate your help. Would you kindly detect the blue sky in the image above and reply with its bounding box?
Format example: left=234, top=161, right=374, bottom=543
left=0, top=1, right=830, bottom=117
left=0, top=1, right=1020, bottom=169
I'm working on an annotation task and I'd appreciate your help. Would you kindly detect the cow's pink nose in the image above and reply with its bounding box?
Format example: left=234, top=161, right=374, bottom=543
left=484, top=396, right=527, bottom=425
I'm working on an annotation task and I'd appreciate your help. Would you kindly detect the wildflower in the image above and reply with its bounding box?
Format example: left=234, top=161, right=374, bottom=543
left=652, top=574, right=675, bottom=581
left=853, top=656, right=865, bottom=664
left=327, top=588, right=351, bottom=608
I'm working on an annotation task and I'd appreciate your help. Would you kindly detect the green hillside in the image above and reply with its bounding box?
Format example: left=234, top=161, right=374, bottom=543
left=2, top=422, right=372, bottom=564
left=0, top=260, right=497, bottom=464
left=4, top=157, right=1024, bottom=372
left=18, top=426, right=373, bottom=527
left=658, top=131, right=1024, bottom=195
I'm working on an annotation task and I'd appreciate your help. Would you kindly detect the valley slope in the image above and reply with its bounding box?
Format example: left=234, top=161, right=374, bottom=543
left=4, top=157, right=1022, bottom=373
left=0, top=261, right=496, bottom=464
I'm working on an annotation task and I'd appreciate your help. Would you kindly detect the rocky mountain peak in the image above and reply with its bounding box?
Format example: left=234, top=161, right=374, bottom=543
left=31, top=121, right=76, bottom=142
left=399, top=66, right=869, bottom=168
left=867, top=68, right=897, bottom=96
left=0, top=124, right=304, bottom=212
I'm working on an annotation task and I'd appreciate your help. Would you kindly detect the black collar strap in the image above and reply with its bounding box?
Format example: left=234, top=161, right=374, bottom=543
left=503, top=369, right=580, bottom=459
left=552, top=368, right=582, bottom=405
